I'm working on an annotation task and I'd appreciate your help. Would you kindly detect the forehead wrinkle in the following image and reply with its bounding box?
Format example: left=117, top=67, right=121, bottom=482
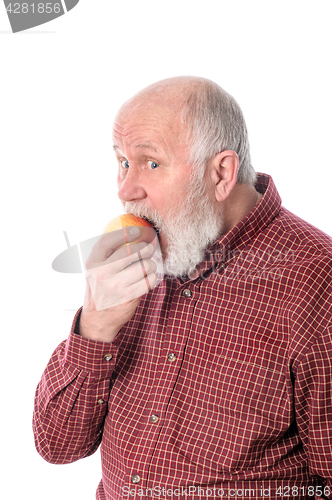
left=134, top=143, right=158, bottom=152
left=112, top=108, right=189, bottom=163
left=114, top=108, right=176, bottom=135
left=113, top=121, right=162, bottom=140
left=113, top=126, right=170, bottom=156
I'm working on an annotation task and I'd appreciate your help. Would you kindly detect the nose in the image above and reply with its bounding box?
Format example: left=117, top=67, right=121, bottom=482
left=117, top=166, right=147, bottom=205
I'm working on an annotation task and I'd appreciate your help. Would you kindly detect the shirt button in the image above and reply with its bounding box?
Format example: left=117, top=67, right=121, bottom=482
left=97, top=399, right=104, bottom=404
left=132, top=474, right=141, bottom=484
left=103, top=354, right=113, bottom=361
left=182, top=288, right=192, bottom=298
left=167, top=353, right=176, bottom=362
left=150, top=414, right=159, bottom=423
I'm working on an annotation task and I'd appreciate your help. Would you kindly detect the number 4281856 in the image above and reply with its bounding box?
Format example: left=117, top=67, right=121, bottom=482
left=6, top=3, right=61, bottom=14
left=276, top=486, right=330, bottom=497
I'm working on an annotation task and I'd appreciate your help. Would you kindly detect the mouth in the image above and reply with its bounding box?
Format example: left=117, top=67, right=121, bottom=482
left=142, top=216, right=160, bottom=235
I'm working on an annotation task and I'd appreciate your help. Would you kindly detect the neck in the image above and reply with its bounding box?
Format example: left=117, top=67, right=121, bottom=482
left=220, top=183, right=263, bottom=235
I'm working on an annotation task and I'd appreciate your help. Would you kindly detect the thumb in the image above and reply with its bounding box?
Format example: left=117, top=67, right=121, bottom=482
left=94, top=226, right=141, bottom=261
left=79, top=226, right=142, bottom=270
left=112, top=225, right=141, bottom=256
left=123, top=225, right=141, bottom=245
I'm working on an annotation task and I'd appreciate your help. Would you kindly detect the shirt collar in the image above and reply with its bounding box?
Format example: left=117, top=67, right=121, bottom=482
left=181, top=173, right=282, bottom=282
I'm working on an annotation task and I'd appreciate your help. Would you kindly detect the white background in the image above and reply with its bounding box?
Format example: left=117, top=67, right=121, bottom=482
left=1, top=1, right=331, bottom=499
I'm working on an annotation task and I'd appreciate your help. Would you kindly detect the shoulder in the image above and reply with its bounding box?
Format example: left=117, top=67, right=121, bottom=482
left=262, top=206, right=332, bottom=280
left=270, top=207, right=332, bottom=345
left=278, top=206, right=332, bottom=257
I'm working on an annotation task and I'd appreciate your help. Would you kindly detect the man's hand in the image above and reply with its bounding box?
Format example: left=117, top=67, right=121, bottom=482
left=78, top=226, right=157, bottom=342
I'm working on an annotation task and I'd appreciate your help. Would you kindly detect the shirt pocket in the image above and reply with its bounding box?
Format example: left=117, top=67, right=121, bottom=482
left=167, top=355, right=292, bottom=473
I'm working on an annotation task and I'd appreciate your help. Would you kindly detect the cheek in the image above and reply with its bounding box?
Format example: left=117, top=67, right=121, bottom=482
left=146, top=185, right=164, bottom=206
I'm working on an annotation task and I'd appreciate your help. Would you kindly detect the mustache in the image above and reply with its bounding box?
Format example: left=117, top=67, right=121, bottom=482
left=124, top=203, right=162, bottom=232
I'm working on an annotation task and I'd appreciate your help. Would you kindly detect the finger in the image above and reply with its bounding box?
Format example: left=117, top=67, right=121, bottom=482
left=108, top=243, right=155, bottom=273
left=88, top=256, right=156, bottom=286
left=93, top=270, right=157, bottom=311
left=88, top=261, right=157, bottom=311
left=121, top=226, right=157, bottom=256
left=120, top=258, right=157, bottom=287
left=112, top=226, right=157, bottom=257
left=132, top=256, right=153, bottom=292
left=126, top=257, right=157, bottom=293
left=127, top=270, right=157, bottom=299
left=89, top=226, right=141, bottom=262
left=107, top=241, right=155, bottom=265
left=113, top=271, right=158, bottom=307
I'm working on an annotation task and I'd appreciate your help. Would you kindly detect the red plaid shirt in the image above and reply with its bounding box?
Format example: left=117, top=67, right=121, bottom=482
left=33, top=173, right=332, bottom=500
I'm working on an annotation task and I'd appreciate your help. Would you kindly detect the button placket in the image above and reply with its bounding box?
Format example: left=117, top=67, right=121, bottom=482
left=143, top=282, right=194, bottom=455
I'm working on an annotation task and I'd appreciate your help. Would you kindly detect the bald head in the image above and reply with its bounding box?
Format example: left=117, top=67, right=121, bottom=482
left=116, top=77, right=213, bottom=132
left=115, top=76, right=202, bottom=145
left=120, top=76, right=206, bottom=109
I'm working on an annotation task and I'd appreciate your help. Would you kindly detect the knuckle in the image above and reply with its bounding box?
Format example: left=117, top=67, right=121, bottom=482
left=111, top=246, right=127, bottom=261
left=148, top=272, right=157, bottom=288
left=96, top=233, right=111, bottom=250
left=144, top=259, right=157, bottom=273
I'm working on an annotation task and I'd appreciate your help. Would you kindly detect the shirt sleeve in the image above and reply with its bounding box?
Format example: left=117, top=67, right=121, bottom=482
left=32, top=307, right=119, bottom=464
left=294, top=324, right=332, bottom=489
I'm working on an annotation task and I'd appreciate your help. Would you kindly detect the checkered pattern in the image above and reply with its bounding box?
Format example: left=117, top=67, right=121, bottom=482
left=33, top=174, right=332, bottom=499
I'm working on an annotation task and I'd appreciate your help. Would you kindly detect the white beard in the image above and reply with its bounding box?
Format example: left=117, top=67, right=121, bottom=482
left=124, top=169, right=224, bottom=279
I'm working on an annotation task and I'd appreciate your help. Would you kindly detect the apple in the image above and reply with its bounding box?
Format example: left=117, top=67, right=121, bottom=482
left=103, top=214, right=158, bottom=255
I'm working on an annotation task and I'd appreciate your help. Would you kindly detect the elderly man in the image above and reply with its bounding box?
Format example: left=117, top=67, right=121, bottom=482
left=33, top=77, right=332, bottom=499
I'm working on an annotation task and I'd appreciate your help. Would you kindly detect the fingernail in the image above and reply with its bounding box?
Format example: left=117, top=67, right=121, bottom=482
left=129, top=227, right=140, bottom=235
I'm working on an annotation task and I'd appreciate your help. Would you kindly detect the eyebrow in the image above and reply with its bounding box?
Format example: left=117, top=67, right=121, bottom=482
left=112, top=143, right=158, bottom=153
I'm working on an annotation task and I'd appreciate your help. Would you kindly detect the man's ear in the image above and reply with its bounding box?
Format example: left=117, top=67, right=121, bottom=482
left=208, top=150, right=239, bottom=202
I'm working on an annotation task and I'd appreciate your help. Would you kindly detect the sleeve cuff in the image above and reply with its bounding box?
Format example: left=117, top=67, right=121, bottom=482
left=63, top=307, right=119, bottom=377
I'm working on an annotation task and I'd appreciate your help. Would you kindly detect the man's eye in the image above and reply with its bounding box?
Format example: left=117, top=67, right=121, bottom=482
left=121, top=160, right=130, bottom=169
left=147, top=161, right=160, bottom=169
